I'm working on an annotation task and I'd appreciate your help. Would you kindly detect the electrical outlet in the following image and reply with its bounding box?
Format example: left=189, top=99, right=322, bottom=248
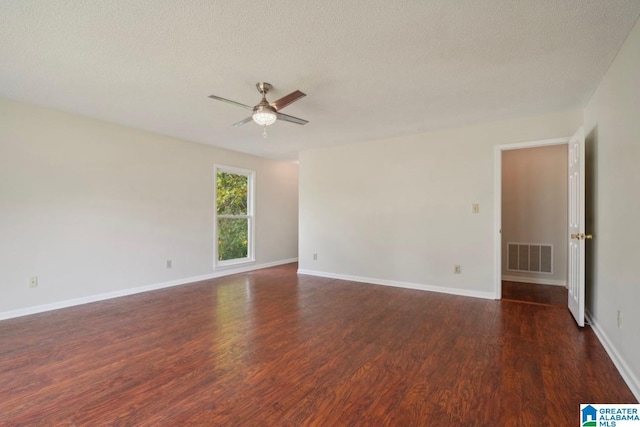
left=166, top=260, right=172, bottom=269
left=454, top=265, right=461, bottom=274
left=313, top=253, right=318, bottom=261
left=617, top=310, right=623, bottom=328
left=29, top=276, right=38, bottom=288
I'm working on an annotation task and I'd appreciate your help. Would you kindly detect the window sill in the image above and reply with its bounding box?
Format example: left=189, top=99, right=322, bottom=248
left=215, top=258, right=256, bottom=270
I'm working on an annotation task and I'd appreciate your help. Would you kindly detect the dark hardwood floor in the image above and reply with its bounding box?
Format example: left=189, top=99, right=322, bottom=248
left=0, top=263, right=635, bottom=426
left=502, top=280, right=568, bottom=307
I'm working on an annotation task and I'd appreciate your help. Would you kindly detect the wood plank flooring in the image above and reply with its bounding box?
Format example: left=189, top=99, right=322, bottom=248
left=502, top=280, right=568, bottom=307
left=0, top=263, right=636, bottom=426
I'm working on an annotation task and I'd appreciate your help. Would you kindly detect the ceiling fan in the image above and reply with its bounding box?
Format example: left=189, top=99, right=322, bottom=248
left=208, top=83, right=308, bottom=133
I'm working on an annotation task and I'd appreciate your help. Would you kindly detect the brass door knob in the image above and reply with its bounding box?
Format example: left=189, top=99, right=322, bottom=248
left=570, top=233, right=593, bottom=240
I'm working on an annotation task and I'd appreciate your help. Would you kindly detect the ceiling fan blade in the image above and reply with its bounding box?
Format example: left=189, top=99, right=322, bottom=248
left=208, top=95, right=253, bottom=111
left=271, top=90, right=306, bottom=111
left=276, top=112, right=308, bottom=125
left=232, top=116, right=254, bottom=127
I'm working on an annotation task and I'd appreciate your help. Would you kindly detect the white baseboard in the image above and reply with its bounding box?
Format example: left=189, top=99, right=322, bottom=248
left=502, top=275, right=566, bottom=287
left=586, top=311, right=640, bottom=401
left=297, top=269, right=495, bottom=300
left=0, top=258, right=298, bottom=321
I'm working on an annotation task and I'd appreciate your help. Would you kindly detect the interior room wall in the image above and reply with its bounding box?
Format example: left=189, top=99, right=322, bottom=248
left=501, top=145, right=568, bottom=285
left=0, top=98, right=299, bottom=317
left=583, top=17, right=640, bottom=398
left=298, top=108, right=581, bottom=298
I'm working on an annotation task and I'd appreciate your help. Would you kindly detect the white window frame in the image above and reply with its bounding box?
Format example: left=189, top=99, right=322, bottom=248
left=214, top=164, right=255, bottom=268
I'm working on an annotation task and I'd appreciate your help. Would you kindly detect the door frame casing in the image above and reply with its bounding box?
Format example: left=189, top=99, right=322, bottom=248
left=493, top=136, right=571, bottom=299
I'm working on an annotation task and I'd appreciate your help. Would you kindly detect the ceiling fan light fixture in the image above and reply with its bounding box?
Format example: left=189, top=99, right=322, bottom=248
left=252, top=105, right=277, bottom=126
left=208, top=81, right=307, bottom=130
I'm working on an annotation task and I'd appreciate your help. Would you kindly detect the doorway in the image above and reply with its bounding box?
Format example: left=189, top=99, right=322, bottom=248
left=501, top=144, right=568, bottom=306
left=494, top=137, right=570, bottom=304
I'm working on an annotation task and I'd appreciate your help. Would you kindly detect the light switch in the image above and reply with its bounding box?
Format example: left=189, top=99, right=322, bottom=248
left=472, top=203, right=479, bottom=213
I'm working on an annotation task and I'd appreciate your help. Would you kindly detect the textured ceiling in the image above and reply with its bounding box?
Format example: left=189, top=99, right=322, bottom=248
left=1, top=1, right=639, bottom=160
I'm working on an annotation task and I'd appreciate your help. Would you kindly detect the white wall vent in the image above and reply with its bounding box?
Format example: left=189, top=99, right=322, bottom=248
left=507, top=243, right=553, bottom=274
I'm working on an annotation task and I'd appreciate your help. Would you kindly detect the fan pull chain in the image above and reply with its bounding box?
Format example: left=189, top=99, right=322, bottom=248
left=263, top=126, right=268, bottom=139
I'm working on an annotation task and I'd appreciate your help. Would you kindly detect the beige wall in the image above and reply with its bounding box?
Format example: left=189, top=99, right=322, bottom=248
left=0, top=98, right=299, bottom=315
left=583, top=17, right=640, bottom=397
left=299, top=109, right=581, bottom=297
left=501, top=145, right=568, bottom=285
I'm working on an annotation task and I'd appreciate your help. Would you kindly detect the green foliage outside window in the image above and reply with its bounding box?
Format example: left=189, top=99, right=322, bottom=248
left=217, top=218, right=248, bottom=260
left=217, top=172, right=248, bottom=215
left=216, top=171, right=249, bottom=261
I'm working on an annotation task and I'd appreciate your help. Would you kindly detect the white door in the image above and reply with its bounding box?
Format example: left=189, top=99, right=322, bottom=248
left=568, top=127, right=590, bottom=327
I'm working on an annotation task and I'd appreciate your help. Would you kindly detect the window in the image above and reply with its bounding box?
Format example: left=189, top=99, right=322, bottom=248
left=214, top=165, right=255, bottom=267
